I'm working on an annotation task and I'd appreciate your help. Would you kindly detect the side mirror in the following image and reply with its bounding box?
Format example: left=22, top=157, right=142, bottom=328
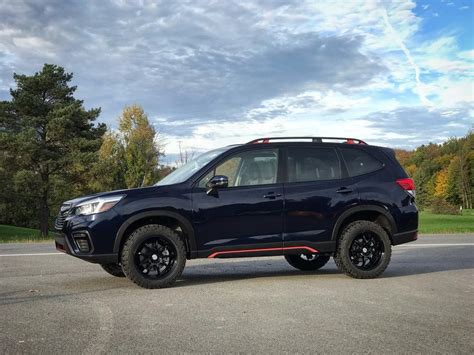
left=206, top=175, right=228, bottom=195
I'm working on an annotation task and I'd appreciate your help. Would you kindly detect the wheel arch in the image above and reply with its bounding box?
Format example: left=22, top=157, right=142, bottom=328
left=331, top=205, right=397, bottom=243
left=113, top=210, right=197, bottom=258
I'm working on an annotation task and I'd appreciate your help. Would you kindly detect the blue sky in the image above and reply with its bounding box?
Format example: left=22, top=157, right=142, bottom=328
left=0, top=0, right=472, bottom=162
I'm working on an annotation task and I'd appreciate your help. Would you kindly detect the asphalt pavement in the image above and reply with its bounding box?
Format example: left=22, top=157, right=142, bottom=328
left=1, top=234, right=473, bottom=354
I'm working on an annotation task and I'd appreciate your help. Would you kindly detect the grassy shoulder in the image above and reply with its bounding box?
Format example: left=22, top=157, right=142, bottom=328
left=1, top=210, right=473, bottom=243
left=419, top=209, right=474, bottom=234
left=0, top=224, right=53, bottom=243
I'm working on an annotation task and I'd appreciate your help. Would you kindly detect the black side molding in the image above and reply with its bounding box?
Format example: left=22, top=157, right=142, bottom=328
left=392, top=230, right=418, bottom=246
left=331, top=205, right=397, bottom=241
left=113, top=210, right=197, bottom=258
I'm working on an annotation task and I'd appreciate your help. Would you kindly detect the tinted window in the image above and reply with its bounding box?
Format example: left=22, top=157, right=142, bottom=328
left=198, top=149, right=279, bottom=188
left=156, top=146, right=232, bottom=186
left=340, top=148, right=383, bottom=176
left=287, top=148, right=341, bottom=182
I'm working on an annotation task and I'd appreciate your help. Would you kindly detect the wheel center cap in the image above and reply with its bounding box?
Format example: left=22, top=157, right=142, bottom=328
left=362, top=247, right=368, bottom=253
left=151, top=254, right=158, bottom=261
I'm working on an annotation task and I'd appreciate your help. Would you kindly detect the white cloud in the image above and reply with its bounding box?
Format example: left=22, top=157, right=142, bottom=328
left=458, top=50, right=474, bottom=61
left=165, top=116, right=379, bottom=156
left=427, top=79, right=474, bottom=106
left=410, top=36, right=474, bottom=108
left=12, top=36, right=56, bottom=55
left=0, top=0, right=471, bottom=158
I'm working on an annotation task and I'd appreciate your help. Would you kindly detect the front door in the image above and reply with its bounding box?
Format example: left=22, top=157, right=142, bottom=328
left=192, top=147, right=284, bottom=257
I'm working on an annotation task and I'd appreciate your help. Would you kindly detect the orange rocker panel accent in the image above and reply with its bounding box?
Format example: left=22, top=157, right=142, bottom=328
left=208, top=246, right=318, bottom=258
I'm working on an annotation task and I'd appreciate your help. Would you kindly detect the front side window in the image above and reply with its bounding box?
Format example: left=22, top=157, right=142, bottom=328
left=155, top=146, right=232, bottom=186
left=198, top=149, right=279, bottom=188
left=287, top=147, right=341, bottom=183
left=339, top=147, right=383, bottom=177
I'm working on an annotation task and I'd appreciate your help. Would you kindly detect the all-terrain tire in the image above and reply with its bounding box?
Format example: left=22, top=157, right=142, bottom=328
left=334, top=220, right=392, bottom=279
left=284, top=254, right=330, bottom=271
left=100, top=263, right=125, bottom=277
left=121, top=224, right=186, bottom=289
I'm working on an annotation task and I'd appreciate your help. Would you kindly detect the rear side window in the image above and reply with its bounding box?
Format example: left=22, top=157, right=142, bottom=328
left=287, top=147, right=341, bottom=183
left=339, top=148, right=383, bottom=176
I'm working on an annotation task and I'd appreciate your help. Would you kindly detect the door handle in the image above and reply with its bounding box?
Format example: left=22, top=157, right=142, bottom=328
left=336, top=187, right=353, bottom=194
left=263, top=192, right=282, bottom=199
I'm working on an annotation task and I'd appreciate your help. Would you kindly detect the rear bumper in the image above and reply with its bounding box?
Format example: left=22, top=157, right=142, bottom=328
left=55, top=233, right=118, bottom=264
left=392, top=229, right=418, bottom=246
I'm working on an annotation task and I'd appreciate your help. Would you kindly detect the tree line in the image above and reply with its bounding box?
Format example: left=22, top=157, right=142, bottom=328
left=395, top=131, right=473, bottom=213
left=0, top=64, right=472, bottom=236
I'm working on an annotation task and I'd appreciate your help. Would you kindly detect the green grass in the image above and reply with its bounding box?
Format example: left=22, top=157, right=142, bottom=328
left=419, top=209, right=474, bottom=234
left=0, top=224, right=53, bottom=243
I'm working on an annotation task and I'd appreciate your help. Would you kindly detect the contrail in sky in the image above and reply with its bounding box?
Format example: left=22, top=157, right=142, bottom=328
left=381, top=8, right=432, bottom=107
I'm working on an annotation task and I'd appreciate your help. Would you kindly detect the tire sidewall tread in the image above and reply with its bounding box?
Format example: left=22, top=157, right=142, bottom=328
left=121, top=224, right=186, bottom=289
left=100, top=263, right=125, bottom=277
left=284, top=254, right=330, bottom=271
left=334, top=220, right=392, bottom=279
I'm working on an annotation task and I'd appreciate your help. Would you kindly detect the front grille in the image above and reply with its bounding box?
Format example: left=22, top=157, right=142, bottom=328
left=55, top=203, right=72, bottom=230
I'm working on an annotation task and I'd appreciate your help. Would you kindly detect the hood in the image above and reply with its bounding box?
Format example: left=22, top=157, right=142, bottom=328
left=62, top=186, right=156, bottom=207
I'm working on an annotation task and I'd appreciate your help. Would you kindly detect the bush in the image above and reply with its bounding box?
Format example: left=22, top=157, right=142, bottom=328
left=428, top=198, right=460, bottom=215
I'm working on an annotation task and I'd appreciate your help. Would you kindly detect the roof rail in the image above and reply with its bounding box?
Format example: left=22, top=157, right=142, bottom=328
left=247, top=137, right=367, bottom=145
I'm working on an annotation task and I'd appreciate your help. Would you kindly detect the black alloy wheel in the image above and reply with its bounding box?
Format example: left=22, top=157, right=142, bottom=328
left=348, top=232, right=384, bottom=271
left=121, top=224, right=186, bottom=289
left=334, top=220, right=392, bottom=279
left=135, top=237, right=177, bottom=279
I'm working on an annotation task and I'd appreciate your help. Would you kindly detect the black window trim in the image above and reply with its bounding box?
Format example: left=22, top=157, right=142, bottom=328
left=190, top=143, right=386, bottom=189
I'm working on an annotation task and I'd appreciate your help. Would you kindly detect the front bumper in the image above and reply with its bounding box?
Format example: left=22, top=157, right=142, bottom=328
left=54, top=209, right=122, bottom=264
left=55, top=233, right=118, bottom=264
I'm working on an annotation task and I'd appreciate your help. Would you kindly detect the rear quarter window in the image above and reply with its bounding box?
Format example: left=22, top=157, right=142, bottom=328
left=339, top=147, right=383, bottom=177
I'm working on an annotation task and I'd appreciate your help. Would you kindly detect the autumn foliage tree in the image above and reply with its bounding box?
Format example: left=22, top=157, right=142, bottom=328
left=395, top=131, right=473, bottom=211
left=95, top=105, right=162, bottom=190
left=434, top=168, right=449, bottom=198
left=91, top=131, right=126, bottom=191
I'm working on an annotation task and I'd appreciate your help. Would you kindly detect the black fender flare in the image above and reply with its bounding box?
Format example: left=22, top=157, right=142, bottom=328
left=331, top=205, right=397, bottom=241
left=113, top=210, right=197, bottom=257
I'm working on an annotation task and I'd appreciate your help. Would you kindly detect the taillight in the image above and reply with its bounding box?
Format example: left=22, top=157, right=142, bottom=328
left=396, top=178, right=415, bottom=196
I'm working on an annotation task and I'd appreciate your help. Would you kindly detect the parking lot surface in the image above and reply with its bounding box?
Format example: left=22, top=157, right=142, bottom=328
left=1, top=234, right=473, bottom=354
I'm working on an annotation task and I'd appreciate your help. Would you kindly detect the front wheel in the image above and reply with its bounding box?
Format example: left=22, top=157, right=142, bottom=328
left=334, top=220, right=392, bottom=279
left=121, top=224, right=186, bottom=289
left=285, top=254, right=330, bottom=271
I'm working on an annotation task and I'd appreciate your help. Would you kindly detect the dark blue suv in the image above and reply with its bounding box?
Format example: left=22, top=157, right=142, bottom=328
left=55, top=137, right=418, bottom=288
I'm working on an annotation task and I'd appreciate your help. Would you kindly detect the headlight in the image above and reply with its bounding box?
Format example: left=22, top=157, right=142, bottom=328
left=74, top=195, right=125, bottom=216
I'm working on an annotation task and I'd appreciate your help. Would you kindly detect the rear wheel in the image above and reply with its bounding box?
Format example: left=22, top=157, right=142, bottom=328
left=121, top=224, right=186, bottom=289
left=334, top=220, right=392, bottom=279
left=285, top=253, right=330, bottom=271
left=100, top=263, right=125, bottom=277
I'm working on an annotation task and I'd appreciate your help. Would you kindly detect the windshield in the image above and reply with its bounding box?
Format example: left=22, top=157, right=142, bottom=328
left=155, top=146, right=233, bottom=186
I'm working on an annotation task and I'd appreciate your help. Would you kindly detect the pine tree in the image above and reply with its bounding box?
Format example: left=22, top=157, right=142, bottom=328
left=0, top=64, right=106, bottom=236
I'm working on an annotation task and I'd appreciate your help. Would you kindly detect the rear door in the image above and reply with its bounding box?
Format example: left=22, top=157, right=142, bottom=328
left=283, top=145, right=359, bottom=253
